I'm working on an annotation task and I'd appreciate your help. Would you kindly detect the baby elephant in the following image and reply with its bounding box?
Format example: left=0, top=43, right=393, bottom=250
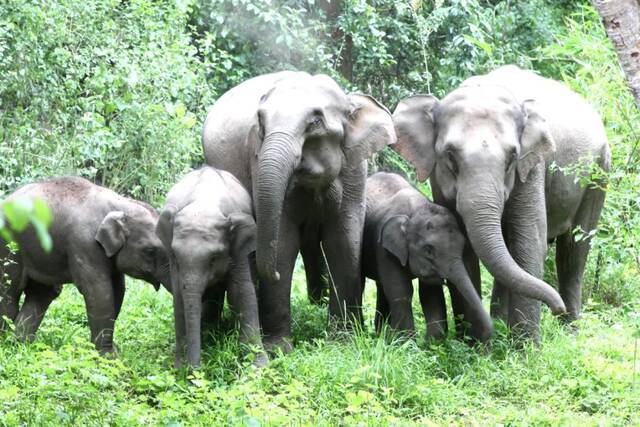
left=0, top=177, right=171, bottom=354
left=156, top=167, right=267, bottom=369
left=363, top=172, right=493, bottom=342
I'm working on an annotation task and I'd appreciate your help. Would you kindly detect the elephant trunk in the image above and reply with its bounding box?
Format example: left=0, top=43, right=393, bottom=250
left=447, top=259, right=493, bottom=342
left=456, top=183, right=566, bottom=315
left=182, top=279, right=203, bottom=368
left=255, top=132, right=302, bottom=283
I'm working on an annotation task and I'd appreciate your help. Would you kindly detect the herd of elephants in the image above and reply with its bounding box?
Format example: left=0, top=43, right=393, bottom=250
left=0, top=65, right=610, bottom=369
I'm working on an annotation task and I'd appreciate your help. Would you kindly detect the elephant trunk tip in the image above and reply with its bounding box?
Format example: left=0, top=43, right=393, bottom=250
left=549, top=294, right=567, bottom=316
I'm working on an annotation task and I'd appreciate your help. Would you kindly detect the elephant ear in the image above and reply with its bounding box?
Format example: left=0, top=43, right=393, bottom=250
left=518, top=99, right=556, bottom=183
left=229, top=212, right=257, bottom=258
left=344, top=93, right=397, bottom=164
left=156, top=205, right=177, bottom=249
left=392, top=95, right=439, bottom=182
left=250, top=87, right=275, bottom=157
left=95, top=211, right=128, bottom=258
left=379, top=215, right=409, bottom=267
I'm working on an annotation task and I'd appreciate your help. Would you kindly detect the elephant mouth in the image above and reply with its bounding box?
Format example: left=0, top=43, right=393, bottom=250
left=419, top=272, right=441, bottom=282
left=293, top=168, right=337, bottom=190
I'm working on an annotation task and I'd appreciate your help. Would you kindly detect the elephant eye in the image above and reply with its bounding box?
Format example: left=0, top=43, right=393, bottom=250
left=307, top=117, right=323, bottom=132
left=507, top=148, right=517, bottom=170
left=143, top=247, right=157, bottom=258
left=446, top=149, right=458, bottom=176
left=423, top=243, right=434, bottom=255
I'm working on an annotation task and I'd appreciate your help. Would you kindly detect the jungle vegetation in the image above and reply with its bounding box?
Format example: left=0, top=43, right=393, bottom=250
left=0, top=0, right=638, bottom=424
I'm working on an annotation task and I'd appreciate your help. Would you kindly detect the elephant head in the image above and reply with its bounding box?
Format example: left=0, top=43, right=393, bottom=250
left=379, top=204, right=493, bottom=340
left=95, top=208, right=171, bottom=292
left=392, top=84, right=565, bottom=315
left=251, top=74, right=395, bottom=283
left=155, top=205, right=256, bottom=367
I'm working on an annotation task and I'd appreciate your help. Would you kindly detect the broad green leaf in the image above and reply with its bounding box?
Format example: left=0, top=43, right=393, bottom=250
left=3, top=198, right=32, bottom=232
left=33, top=198, right=52, bottom=227
left=32, top=219, right=53, bottom=253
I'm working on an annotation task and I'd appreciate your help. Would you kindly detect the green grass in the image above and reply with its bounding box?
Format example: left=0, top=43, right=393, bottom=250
left=1, top=264, right=638, bottom=426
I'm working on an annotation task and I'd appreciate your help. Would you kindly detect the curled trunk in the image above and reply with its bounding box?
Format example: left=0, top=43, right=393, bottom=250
left=255, top=132, right=301, bottom=283
left=447, top=259, right=493, bottom=342
left=457, top=187, right=566, bottom=315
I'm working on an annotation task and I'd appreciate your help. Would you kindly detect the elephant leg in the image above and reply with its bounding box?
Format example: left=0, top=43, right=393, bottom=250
left=14, top=280, right=60, bottom=341
left=556, top=186, right=605, bottom=323
left=112, top=273, right=125, bottom=320
left=201, top=286, right=225, bottom=329
left=375, top=248, right=414, bottom=335
left=72, top=262, right=118, bottom=355
left=259, top=213, right=300, bottom=354
left=0, top=246, right=23, bottom=329
left=226, top=257, right=268, bottom=367
left=420, top=279, right=448, bottom=341
left=374, top=281, right=390, bottom=334
left=504, top=166, right=547, bottom=342
left=449, top=245, right=482, bottom=340
left=322, top=207, right=365, bottom=328
left=172, top=280, right=187, bottom=369
left=300, top=223, right=330, bottom=305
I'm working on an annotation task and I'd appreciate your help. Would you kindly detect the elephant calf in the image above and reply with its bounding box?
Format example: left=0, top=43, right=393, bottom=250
left=362, top=172, right=493, bottom=342
left=156, top=167, right=267, bottom=368
left=0, top=177, right=171, bottom=354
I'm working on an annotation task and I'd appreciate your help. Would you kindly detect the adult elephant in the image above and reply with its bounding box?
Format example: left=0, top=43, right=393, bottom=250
left=202, top=71, right=396, bottom=352
left=392, top=65, right=610, bottom=340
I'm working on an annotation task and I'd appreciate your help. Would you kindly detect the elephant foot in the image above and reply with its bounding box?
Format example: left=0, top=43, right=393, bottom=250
left=560, top=317, right=580, bottom=335
left=97, top=344, right=119, bottom=359
left=510, top=324, right=541, bottom=347
left=252, top=351, right=269, bottom=368
left=424, top=329, right=447, bottom=344
left=382, top=327, right=417, bottom=344
left=263, top=336, right=293, bottom=355
left=14, top=330, right=35, bottom=343
left=308, top=288, right=329, bottom=306
left=173, top=358, right=182, bottom=370
left=559, top=311, right=580, bottom=325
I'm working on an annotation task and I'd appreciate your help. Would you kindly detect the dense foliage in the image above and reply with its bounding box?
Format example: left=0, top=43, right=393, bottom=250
left=1, top=0, right=639, bottom=424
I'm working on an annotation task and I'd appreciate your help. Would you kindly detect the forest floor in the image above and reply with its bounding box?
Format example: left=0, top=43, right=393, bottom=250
left=0, top=263, right=638, bottom=426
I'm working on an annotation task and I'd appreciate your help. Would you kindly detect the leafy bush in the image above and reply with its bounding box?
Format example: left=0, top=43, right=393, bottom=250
left=0, top=0, right=209, bottom=205
left=1, top=0, right=639, bottom=424
left=538, top=5, right=640, bottom=308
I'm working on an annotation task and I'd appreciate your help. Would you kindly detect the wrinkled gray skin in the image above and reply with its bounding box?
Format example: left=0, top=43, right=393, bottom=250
left=0, top=177, right=171, bottom=354
left=393, top=65, right=610, bottom=340
left=156, top=167, right=267, bottom=369
left=202, top=72, right=396, bottom=352
left=363, top=172, right=493, bottom=342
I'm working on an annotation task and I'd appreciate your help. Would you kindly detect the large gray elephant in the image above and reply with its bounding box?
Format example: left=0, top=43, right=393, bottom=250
left=202, top=71, right=396, bottom=352
left=156, top=167, right=267, bottom=368
left=0, top=177, right=171, bottom=354
left=363, top=172, right=493, bottom=342
left=393, top=65, right=610, bottom=340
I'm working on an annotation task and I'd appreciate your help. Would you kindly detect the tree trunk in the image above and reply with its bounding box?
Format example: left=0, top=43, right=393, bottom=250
left=591, top=0, right=640, bottom=109
left=318, top=0, right=353, bottom=82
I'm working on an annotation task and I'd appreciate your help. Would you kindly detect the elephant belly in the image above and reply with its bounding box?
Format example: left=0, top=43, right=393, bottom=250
left=545, top=169, right=585, bottom=239
left=24, top=264, right=72, bottom=287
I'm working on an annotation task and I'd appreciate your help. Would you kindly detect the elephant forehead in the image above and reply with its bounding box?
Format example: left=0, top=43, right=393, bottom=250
left=437, top=124, right=506, bottom=153
left=173, top=211, right=228, bottom=239
left=171, top=229, right=228, bottom=256
left=266, top=80, right=347, bottom=112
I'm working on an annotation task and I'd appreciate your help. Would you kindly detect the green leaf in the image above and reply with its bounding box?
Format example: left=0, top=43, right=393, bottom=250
left=3, top=198, right=32, bottom=232
left=33, top=198, right=52, bottom=227
left=32, top=219, right=52, bottom=253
